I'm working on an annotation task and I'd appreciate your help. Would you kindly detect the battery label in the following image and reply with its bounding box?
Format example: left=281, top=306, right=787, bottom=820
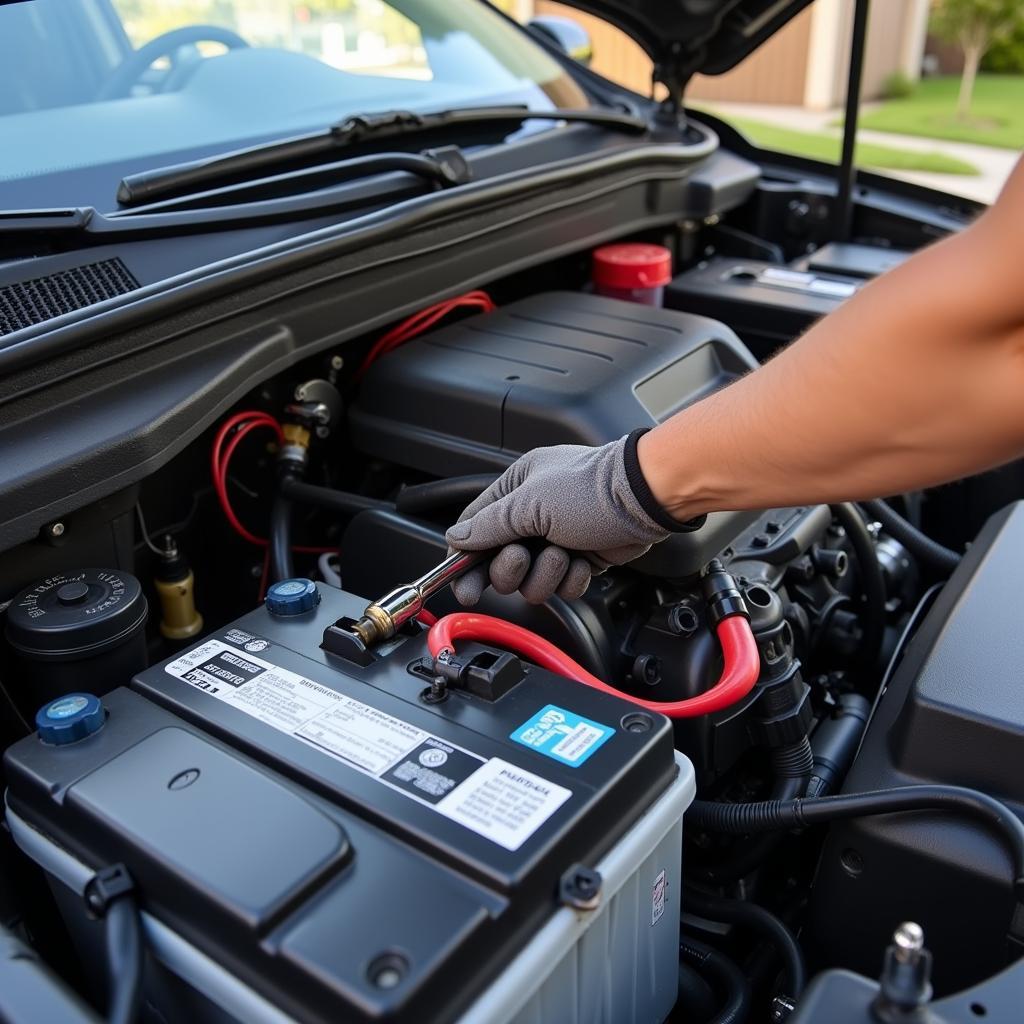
left=435, top=758, right=571, bottom=850
left=510, top=704, right=614, bottom=767
left=165, top=639, right=570, bottom=850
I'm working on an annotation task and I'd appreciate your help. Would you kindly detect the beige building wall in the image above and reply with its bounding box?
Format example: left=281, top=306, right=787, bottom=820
left=689, top=4, right=815, bottom=105
left=531, top=0, right=929, bottom=110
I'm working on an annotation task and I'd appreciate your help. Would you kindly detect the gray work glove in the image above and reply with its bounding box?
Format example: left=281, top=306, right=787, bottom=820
left=445, top=429, right=703, bottom=605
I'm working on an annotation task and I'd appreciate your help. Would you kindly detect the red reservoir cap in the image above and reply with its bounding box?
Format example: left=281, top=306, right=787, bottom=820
left=592, top=243, right=672, bottom=290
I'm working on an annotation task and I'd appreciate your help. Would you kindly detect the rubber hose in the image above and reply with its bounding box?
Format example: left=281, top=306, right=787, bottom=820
left=105, top=897, right=143, bottom=1024
left=678, top=961, right=719, bottom=1021
left=807, top=692, right=871, bottom=797
left=395, top=474, right=498, bottom=516
left=861, top=498, right=960, bottom=574
left=685, top=889, right=806, bottom=997
left=830, top=503, right=886, bottom=671
left=679, top=937, right=751, bottom=1024
left=279, top=477, right=393, bottom=517
left=689, top=784, right=1024, bottom=898
left=770, top=736, right=814, bottom=782
left=269, top=495, right=294, bottom=583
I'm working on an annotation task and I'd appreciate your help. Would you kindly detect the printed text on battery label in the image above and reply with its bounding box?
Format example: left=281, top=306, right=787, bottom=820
left=166, top=639, right=571, bottom=849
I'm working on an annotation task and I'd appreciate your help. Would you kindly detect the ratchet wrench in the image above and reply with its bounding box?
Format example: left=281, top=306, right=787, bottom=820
left=351, top=550, right=487, bottom=647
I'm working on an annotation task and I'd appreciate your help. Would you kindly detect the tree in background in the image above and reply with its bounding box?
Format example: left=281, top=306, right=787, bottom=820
left=931, top=0, right=1024, bottom=119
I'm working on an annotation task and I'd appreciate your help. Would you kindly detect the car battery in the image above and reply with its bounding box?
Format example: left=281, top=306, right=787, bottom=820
left=4, top=582, right=694, bottom=1024
left=665, top=256, right=862, bottom=359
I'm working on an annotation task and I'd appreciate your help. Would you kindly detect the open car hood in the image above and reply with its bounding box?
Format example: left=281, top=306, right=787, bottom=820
left=553, top=0, right=814, bottom=98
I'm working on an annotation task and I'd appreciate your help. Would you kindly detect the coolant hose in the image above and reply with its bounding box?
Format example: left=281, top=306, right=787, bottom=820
left=685, top=889, right=806, bottom=997
left=830, top=503, right=886, bottom=671
left=679, top=937, right=751, bottom=1024
left=689, top=784, right=1024, bottom=899
left=861, top=498, right=961, bottom=574
left=426, top=611, right=760, bottom=719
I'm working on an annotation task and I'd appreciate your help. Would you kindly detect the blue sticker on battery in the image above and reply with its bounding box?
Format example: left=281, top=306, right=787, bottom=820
left=510, top=704, right=614, bottom=767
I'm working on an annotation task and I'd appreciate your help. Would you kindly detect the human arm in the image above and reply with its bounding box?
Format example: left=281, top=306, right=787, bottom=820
left=639, top=159, right=1024, bottom=520
left=447, top=160, right=1024, bottom=604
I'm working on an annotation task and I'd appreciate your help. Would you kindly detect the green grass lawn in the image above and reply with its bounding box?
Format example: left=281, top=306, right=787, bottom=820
left=855, top=75, right=1024, bottom=150
left=725, top=116, right=979, bottom=175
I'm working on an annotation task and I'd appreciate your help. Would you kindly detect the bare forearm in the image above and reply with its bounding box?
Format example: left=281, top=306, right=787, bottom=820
left=638, top=198, right=1024, bottom=520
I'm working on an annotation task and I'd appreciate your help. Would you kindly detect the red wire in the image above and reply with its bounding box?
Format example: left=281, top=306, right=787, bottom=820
left=212, top=415, right=283, bottom=547
left=358, top=295, right=491, bottom=374
left=416, top=608, right=439, bottom=627
left=355, top=291, right=496, bottom=380
left=211, top=410, right=336, bottom=555
left=426, top=612, right=760, bottom=719
left=212, top=412, right=282, bottom=484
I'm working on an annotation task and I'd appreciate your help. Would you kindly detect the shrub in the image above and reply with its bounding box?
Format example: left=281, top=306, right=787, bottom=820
left=880, top=71, right=915, bottom=100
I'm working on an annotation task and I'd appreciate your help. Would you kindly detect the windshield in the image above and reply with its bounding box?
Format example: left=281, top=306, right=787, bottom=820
left=0, top=0, right=587, bottom=204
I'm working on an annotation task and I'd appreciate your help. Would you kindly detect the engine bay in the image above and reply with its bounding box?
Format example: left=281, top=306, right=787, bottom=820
left=2, top=249, right=1024, bottom=1024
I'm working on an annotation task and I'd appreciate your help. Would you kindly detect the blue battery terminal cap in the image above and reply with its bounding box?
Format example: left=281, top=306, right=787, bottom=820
left=265, top=578, right=321, bottom=617
left=36, top=693, right=105, bottom=746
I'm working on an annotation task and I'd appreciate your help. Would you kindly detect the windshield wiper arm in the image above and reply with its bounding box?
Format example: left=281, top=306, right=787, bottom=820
left=119, top=148, right=471, bottom=211
left=117, top=105, right=647, bottom=207
left=113, top=148, right=473, bottom=220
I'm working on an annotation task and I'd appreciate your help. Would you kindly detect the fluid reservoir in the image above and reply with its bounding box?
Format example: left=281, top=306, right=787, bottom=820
left=5, top=569, right=148, bottom=705
left=592, top=243, right=672, bottom=306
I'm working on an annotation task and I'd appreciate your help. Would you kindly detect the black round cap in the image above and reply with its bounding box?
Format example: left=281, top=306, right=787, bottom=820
left=6, top=569, right=148, bottom=661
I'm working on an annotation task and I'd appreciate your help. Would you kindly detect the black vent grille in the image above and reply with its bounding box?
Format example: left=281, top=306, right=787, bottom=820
left=0, top=258, right=139, bottom=336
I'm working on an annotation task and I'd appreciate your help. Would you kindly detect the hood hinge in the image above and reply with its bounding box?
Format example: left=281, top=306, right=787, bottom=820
left=652, top=40, right=697, bottom=121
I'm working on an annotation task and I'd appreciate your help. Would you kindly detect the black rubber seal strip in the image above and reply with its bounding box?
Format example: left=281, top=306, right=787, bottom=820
left=623, top=427, right=706, bottom=533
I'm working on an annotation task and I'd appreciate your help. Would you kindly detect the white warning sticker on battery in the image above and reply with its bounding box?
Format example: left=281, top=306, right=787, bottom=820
left=435, top=758, right=571, bottom=851
left=164, top=639, right=570, bottom=850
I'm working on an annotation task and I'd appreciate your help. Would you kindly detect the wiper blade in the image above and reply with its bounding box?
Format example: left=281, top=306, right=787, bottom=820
left=117, top=105, right=647, bottom=207
left=328, top=104, right=646, bottom=144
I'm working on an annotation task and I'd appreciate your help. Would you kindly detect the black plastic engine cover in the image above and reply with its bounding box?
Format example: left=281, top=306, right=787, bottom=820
left=806, top=501, right=1024, bottom=992
left=350, top=291, right=760, bottom=578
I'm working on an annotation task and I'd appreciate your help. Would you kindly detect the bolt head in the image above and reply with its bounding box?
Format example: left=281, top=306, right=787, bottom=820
left=893, top=921, right=924, bottom=960
left=48, top=521, right=65, bottom=537
left=330, top=355, right=344, bottom=370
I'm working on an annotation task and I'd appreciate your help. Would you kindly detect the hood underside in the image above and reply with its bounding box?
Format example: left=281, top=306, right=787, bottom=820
left=551, top=0, right=815, bottom=95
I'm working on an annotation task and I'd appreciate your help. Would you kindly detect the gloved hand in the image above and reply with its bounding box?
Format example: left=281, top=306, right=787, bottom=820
left=445, top=429, right=703, bottom=605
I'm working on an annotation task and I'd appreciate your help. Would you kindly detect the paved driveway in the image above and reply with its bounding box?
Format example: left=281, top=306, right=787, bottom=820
left=704, top=101, right=1019, bottom=205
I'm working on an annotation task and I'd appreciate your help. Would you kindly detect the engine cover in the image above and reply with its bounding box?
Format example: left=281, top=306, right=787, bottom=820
left=807, top=501, right=1024, bottom=992
left=350, top=291, right=760, bottom=578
